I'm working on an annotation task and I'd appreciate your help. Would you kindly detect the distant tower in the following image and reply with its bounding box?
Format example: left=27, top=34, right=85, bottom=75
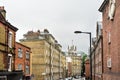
left=68, top=45, right=77, bottom=56
left=67, top=41, right=77, bottom=77
left=0, top=6, right=6, bottom=18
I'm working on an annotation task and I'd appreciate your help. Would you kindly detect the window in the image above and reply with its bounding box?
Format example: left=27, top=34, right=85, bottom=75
left=18, top=48, right=23, bottom=58
left=8, top=54, right=12, bottom=72
left=8, top=31, right=13, bottom=48
left=25, top=65, right=30, bottom=74
left=18, top=64, right=22, bottom=70
left=107, top=58, right=112, bottom=68
left=26, top=51, right=30, bottom=59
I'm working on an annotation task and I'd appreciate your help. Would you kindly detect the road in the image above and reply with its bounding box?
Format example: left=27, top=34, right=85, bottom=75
left=73, top=77, right=85, bottom=80
left=64, top=77, right=85, bottom=80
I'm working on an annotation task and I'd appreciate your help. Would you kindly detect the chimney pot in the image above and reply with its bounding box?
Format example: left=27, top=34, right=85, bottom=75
left=0, top=6, right=6, bottom=19
left=0, top=6, right=4, bottom=10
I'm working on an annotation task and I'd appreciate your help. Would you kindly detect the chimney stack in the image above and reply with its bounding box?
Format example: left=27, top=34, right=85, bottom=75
left=0, top=6, right=6, bottom=19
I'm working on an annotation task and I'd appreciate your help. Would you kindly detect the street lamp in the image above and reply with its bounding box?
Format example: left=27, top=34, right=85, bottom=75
left=74, top=31, right=92, bottom=80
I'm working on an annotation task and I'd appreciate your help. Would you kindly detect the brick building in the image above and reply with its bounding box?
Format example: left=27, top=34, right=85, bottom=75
left=15, top=42, right=31, bottom=80
left=99, top=0, right=120, bottom=79
left=0, top=6, right=23, bottom=80
left=91, top=21, right=103, bottom=80
left=66, top=56, right=72, bottom=77
left=85, top=59, right=90, bottom=79
left=19, top=29, right=62, bottom=80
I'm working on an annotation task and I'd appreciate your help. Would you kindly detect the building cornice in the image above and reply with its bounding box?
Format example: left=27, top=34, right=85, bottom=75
left=98, top=0, right=109, bottom=12
left=16, top=42, right=31, bottom=49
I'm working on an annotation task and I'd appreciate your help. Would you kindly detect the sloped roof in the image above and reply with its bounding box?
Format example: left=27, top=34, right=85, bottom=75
left=0, top=11, right=18, bottom=31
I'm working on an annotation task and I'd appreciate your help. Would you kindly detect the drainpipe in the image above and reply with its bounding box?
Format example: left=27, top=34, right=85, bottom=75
left=5, top=26, right=8, bottom=70
left=49, top=43, right=52, bottom=80
left=59, top=50, right=61, bottom=79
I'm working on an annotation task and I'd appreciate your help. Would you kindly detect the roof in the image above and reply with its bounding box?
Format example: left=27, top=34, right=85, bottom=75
left=5, top=21, right=18, bottom=31
left=0, top=10, right=18, bottom=32
left=98, top=0, right=109, bottom=12
left=16, top=42, right=31, bottom=49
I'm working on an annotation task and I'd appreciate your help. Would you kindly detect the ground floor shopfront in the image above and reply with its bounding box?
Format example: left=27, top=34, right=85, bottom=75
left=0, top=70, right=23, bottom=80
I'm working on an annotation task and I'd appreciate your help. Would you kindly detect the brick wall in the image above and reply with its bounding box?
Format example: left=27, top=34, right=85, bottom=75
left=85, top=59, right=90, bottom=78
left=0, top=23, right=5, bottom=70
left=0, top=53, right=4, bottom=69
left=15, top=42, right=31, bottom=75
left=20, top=40, right=48, bottom=80
left=101, top=0, right=120, bottom=79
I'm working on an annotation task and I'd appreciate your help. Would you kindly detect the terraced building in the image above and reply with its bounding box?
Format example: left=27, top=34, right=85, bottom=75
left=0, top=6, right=23, bottom=80
left=20, top=29, right=62, bottom=80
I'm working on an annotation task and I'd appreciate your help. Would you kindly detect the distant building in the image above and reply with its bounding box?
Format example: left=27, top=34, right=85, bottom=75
left=19, top=29, right=62, bottom=80
left=0, top=6, right=23, bottom=80
left=85, top=58, right=90, bottom=79
left=67, top=45, right=81, bottom=77
left=66, top=56, right=72, bottom=77
left=15, top=42, right=31, bottom=80
left=72, top=55, right=81, bottom=76
left=60, top=52, right=66, bottom=79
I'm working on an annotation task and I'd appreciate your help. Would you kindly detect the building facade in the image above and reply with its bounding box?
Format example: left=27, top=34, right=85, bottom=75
left=15, top=42, right=31, bottom=80
left=66, top=56, right=72, bottom=77
left=72, top=55, right=81, bottom=77
left=0, top=6, right=23, bottom=80
left=85, top=59, right=90, bottom=79
left=68, top=45, right=81, bottom=77
left=91, top=21, right=103, bottom=80
left=60, top=52, right=66, bottom=79
left=19, top=29, right=62, bottom=80
left=99, top=0, right=120, bottom=79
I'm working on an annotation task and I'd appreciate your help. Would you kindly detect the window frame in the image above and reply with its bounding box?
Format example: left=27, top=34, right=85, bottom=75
left=26, top=51, right=30, bottom=60
left=18, top=48, right=23, bottom=58
left=8, top=31, right=13, bottom=48
left=18, top=64, right=22, bottom=70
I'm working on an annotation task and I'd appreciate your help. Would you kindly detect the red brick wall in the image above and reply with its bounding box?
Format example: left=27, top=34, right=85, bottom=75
left=15, top=42, right=30, bottom=74
left=85, top=59, right=90, bottom=78
left=102, top=0, right=120, bottom=80
left=68, top=62, right=72, bottom=76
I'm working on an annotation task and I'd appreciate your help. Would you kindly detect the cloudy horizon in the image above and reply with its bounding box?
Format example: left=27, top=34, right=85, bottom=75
left=0, top=0, right=103, bottom=54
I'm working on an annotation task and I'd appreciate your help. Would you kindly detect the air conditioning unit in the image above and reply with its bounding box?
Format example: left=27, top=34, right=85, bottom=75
left=107, top=58, right=112, bottom=68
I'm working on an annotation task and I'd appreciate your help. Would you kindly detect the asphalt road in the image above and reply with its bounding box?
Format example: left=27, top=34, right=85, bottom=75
left=73, top=77, right=85, bottom=80
left=65, top=77, right=85, bottom=80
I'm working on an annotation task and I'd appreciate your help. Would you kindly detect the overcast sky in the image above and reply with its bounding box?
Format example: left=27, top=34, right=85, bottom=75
left=0, top=0, right=103, bottom=54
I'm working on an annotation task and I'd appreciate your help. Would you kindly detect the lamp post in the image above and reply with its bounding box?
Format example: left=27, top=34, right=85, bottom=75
left=74, top=31, right=92, bottom=80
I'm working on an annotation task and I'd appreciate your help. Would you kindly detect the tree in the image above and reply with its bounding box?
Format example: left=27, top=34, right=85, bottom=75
left=81, top=53, right=87, bottom=77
